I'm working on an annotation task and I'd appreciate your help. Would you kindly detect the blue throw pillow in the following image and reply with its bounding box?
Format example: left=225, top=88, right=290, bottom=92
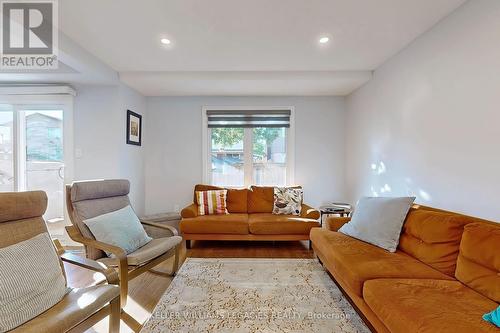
left=483, top=305, right=500, bottom=328
left=338, top=196, right=415, bottom=252
left=83, top=205, right=152, bottom=257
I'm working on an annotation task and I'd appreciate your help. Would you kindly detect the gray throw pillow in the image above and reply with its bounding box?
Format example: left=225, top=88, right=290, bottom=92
left=338, top=197, right=415, bottom=252
left=0, top=232, right=69, bottom=332
left=83, top=205, right=152, bottom=256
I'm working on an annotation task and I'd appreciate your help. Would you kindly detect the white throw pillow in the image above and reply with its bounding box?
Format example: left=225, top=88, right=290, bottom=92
left=84, top=205, right=152, bottom=257
left=338, top=197, right=415, bottom=252
left=0, top=232, right=69, bottom=332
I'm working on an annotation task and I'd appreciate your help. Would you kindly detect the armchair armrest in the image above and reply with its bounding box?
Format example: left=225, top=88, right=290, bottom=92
left=62, top=253, right=119, bottom=284
left=53, top=239, right=119, bottom=284
left=140, top=220, right=179, bottom=236
left=65, top=225, right=127, bottom=260
left=181, top=203, right=198, bottom=218
left=300, top=203, right=320, bottom=220
left=326, top=216, right=351, bottom=232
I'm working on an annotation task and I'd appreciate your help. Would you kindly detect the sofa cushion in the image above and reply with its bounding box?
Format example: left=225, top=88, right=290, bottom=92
left=398, top=209, right=470, bottom=276
left=248, top=213, right=319, bottom=235
left=194, top=185, right=248, bottom=213
left=180, top=214, right=249, bottom=234
left=363, top=279, right=499, bottom=333
left=247, top=186, right=275, bottom=213
left=455, top=222, right=500, bottom=302
left=310, top=228, right=453, bottom=296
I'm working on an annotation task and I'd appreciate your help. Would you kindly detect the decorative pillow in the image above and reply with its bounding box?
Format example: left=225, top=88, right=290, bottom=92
left=338, top=197, right=415, bottom=252
left=0, top=232, right=69, bottom=332
left=196, top=190, right=229, bottom=215
left=273, top=187, right=303, bottom=215
left=483, top=305, right=500, bottom=328
left=83, top=205, right=152, bottom=256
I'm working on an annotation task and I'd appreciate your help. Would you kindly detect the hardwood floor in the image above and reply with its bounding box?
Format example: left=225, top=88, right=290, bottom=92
left=64, top=240, right=314, bottom=333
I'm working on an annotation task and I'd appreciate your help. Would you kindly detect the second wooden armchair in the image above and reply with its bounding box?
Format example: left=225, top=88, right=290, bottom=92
left=65, top=179, right=182, bottom=310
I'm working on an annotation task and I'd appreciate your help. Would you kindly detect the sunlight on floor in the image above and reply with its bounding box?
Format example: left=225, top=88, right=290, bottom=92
left=86, top=297, right=151, bottom=333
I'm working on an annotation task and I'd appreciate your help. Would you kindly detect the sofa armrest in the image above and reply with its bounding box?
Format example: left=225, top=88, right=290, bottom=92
left=326, top=216, right=351, bottom=232
left=181, top=203, right=198, bottom=218
left=300, top=203, right=320, bottom=220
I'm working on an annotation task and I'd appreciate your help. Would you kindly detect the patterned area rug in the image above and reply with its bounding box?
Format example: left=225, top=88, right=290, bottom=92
left=141, top=258, right=370, bottom=333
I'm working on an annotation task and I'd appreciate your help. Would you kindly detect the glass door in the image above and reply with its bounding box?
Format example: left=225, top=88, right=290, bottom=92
left=23, top=109, right=65, bottom=228
left=0, top=100, right=73, bottom=245
left=0, top=105, right=14, bottom=192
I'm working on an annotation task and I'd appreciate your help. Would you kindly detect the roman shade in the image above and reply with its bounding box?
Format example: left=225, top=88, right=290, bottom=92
left=207, top=110, right=291, bottom=128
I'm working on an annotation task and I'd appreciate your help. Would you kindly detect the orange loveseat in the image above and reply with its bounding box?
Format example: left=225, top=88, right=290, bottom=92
left=310, top=205, right=500, bottom=333
left=180, top=185, right=320, bottom=248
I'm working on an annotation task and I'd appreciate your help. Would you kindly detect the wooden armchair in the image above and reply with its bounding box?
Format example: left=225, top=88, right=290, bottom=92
left=65, top=179, right=182, bottom=311
left=0, top=191, right=120, bottom=333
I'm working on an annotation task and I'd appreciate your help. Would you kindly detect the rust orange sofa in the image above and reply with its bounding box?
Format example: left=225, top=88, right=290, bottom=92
left=180, top=185, right=320, bottom=248
left=310, top=205, right=500, bottom=333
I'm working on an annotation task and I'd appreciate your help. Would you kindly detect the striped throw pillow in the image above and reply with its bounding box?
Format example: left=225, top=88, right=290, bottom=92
left=0, top=232, right=69, bottom=331
left=196, top=190, right=228, bottom=215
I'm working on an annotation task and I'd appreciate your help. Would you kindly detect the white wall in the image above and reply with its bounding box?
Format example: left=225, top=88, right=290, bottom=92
left=345, top=0, right=500, bottom=221
left=144, top=96, right=346, bottom=214
left=73, top=82, right=147, bottom=214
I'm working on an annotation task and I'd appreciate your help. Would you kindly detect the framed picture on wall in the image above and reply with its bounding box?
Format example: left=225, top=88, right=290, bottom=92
left=126, top=110, right=142, bottom=146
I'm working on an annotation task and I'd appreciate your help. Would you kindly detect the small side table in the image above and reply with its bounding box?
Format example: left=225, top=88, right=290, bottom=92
left=319, top=207, right=352, bottom=227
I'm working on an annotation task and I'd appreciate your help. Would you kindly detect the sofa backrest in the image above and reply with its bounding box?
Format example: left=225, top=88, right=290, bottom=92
left=455, top=222, right=500, bottom=303
left=246, top=185, right=303, bottom=213
left=398, top=208, right=471, bottom=276
left=194, top=185, right=304, bottom=214
left=247, top=186, right=274, bottom=213
left=193, top=184, right=248, bottom=213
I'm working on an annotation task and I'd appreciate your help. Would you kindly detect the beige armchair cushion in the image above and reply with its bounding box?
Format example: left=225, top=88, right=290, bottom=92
left=98, top=236, right=183, bottom=266
left=10, top=285, right=119, bottom=333
left=0, top=191, right=47, bottom=223
left=68, top=179, right=132, bottom=259
left=70, top=179, right=130, bottom=202
left=0, top=232, right=68, bottom=332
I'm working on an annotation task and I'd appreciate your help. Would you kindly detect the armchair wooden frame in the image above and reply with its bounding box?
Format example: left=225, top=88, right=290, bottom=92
left=53, top=239, right=121, bottom=333
left=65, top=186, right=181, bottom=311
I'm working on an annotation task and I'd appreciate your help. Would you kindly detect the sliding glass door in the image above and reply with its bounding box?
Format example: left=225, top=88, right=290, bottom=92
left=0, top=96, right=73, bottom=244
left=24, top=109, right=65, bottom=224
left=0, top=105, right=14, bottom=192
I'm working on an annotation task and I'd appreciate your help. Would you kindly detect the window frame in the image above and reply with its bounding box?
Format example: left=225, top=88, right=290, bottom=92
left=0, top=94, right=74, bottom=191
left=202, top=106, right=295, bottom=187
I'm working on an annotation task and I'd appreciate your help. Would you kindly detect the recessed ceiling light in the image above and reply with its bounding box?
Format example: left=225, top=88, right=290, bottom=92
left=319, top=36, right=329, bottom=44
left=160, top=38, right=171, bottom=45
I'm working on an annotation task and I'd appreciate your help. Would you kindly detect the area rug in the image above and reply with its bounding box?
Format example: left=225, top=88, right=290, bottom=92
left=141, top=258, right=370, bottom=333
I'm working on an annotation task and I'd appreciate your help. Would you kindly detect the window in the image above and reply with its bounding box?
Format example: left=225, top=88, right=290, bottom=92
left=204, top=108, right=294, bottom=187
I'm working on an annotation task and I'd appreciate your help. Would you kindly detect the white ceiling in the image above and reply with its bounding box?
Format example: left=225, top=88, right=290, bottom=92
left=58, top=0, right=466, bottom=96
